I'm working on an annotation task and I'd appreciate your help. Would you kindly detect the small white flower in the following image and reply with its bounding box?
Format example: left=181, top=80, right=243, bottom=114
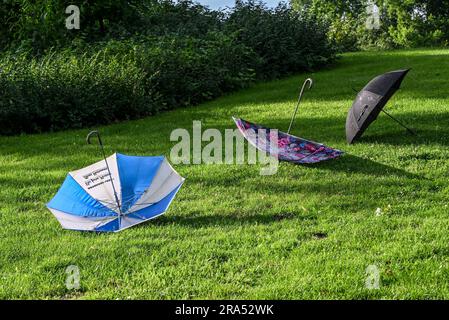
left=375, top=208, right=382, bottom=216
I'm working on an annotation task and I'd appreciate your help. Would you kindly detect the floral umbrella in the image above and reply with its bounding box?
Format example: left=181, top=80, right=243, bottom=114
left=233, top=79, right=344, bottom=164
left=233, top=117, right=343, bottom=164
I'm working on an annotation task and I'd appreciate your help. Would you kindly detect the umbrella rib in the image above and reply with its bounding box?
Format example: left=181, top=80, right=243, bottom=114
left=381, top=109, right=417, bottom=136
left=86, top=131, right=122, bottom=215
left=299, top=146, right=326, bottom=162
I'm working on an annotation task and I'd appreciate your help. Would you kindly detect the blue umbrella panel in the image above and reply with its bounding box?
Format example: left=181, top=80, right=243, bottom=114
left=47, top=153, right=184, bottom=232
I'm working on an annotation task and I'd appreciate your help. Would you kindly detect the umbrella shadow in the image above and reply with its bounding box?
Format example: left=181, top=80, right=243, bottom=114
left=183, top=154, right=423, bottom=193
left=247, top=105, right=449, bottom=147
left=357, top=126, right=449, bottom=146
left=152, top=212, right=317, bottom=228
left=356, top=108, right=449, bottom=146
left=308, top=154, right=424, bottom=179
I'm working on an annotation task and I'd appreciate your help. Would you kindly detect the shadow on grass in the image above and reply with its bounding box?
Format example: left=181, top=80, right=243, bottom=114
left=0, top=49, right=447, bottom=142
left=309, top=154, right=423, bottom=179
left=2, top=108, right=447, bottom=162
left=209, top=51, right=449, bottom=105
left=358, top=126, right=449, bottom=146
left=234, top=109, right=449, bottom=147
left=144, top=211, right=317, bottom=228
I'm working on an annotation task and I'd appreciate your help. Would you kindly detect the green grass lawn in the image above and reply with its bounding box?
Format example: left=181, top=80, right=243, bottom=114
left=1, top=48, right=448, bottom=299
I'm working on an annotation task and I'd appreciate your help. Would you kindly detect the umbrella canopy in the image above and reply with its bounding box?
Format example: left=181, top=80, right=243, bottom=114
left=47, top=153, right=184, bottom=232
left=233, top=78, right=343, bottom=164
left=234, top=117, right=344, bottom=164
left=346, top=69, right=410, bottom=144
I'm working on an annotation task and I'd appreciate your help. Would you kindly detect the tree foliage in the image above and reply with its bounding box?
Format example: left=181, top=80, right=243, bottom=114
left=291, top=0, right=449, bottom=50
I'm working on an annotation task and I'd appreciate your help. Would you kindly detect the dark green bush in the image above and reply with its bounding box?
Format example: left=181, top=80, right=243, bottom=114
left=139, top=0, right=223, bottom=37
left=0, top=0, right=336, bottom=135
left=1, top=0, right=144, bottom=53
left=0, top=33, right=259, bottom=135
left=1, top=0, right=220, bottom=54
left=226, top=1, right=336, bottom=78
left=0, top=50, right=151, bottom=134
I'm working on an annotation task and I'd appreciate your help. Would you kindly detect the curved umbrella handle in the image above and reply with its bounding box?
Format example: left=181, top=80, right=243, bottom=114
left=86, top=130, right=103, bottom=146
left=287, top=78, right=313, bottom=134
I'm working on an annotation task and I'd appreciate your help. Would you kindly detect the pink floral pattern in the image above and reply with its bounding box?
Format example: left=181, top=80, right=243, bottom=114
left=233, top=117, right=344, bottom=164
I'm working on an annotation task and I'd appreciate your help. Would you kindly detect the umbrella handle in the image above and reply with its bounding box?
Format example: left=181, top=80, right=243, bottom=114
left=87, top=130, right=103, bottom=146
left=287, top=78, right=313, bottom=134
left=86, top=130, right=122, bottom=215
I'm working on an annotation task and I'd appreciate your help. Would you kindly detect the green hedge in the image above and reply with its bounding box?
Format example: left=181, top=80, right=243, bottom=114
left=0, top=34, right=259, bottom=135
left=225, top=1, right=335, bottom=78
left=0, top=1, right=336, bottom=135
left=0, top=50, right=149, bottom=135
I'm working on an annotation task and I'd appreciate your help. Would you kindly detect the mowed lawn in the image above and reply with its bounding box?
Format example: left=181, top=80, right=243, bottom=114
left=1, top=48, right=448, bottom=299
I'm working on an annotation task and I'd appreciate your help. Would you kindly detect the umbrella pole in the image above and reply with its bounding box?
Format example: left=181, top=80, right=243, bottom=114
left=86, top=131, right=123, bottom=216
left=287, top=78, right=313, bottom=135
left=381, top=110, right=417, bottom=136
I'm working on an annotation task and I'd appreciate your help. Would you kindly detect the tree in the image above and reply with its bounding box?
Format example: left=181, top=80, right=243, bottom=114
left=291, top=0, right=449, bottom=50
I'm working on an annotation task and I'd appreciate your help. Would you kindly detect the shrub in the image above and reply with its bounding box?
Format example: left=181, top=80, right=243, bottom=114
left=225, top=1, right=336, bottom=78
left=1, top=0, right=220, bottom=54
left=0, top=33, right=259, bottom=135
left=1, top=0, right=144, bottom=53
left=0, top=50, right=151, bottom=134
left=0, top=1, right=336, bottom=135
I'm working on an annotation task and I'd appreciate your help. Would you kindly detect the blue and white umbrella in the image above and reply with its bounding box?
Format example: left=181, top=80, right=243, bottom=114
left=47, top=131, right=184, bottom=232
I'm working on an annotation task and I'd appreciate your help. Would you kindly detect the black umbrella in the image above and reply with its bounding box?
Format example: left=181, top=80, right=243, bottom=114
left=346, top=69, right=415, bottom=144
